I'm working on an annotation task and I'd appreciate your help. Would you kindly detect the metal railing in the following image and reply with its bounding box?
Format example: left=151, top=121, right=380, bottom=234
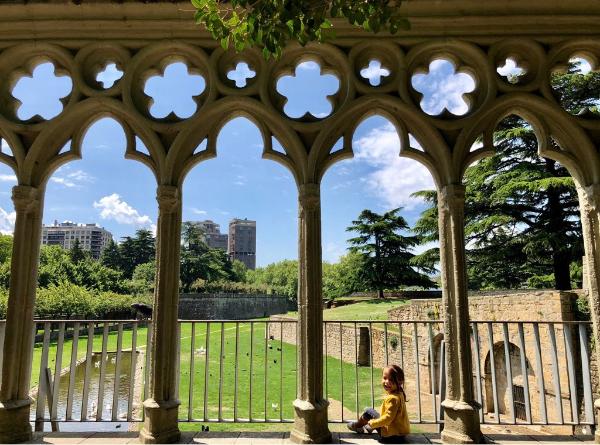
left=0, top=319, right=595, bottom=429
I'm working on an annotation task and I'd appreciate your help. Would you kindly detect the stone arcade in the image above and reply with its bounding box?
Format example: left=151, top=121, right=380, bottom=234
left=1, top=1, right=600, bottom=444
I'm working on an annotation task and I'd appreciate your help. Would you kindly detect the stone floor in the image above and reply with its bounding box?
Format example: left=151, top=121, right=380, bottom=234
left=23, top=431, right=595, bottom=444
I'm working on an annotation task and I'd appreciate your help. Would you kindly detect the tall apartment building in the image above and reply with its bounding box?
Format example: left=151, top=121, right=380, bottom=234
left=187, top=220, right=228, bottom=251
left=228, top=218, right=256, bottom=270
left=41, top=220, right=113, bottom=260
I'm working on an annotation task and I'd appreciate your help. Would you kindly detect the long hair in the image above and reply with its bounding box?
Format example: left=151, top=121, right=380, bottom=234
left=386, top=364, right=407, bottom=401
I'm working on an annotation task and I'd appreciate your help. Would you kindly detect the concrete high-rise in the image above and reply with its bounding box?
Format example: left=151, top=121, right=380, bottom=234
left=228, top=218, right=256, bottom=270
left=41, top=220, right=113, bottom=260
left=187, top=220, right=228, bottom=251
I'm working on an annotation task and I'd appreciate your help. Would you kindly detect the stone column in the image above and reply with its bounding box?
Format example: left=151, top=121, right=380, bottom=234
left=576, top=184, right=600, bottom=443
left=139, top=185, right=182, bottom=444
left=0, top=185, right=44, bottom=443
left=437, top=184, right=482, bottom=444
left=290, top=183, right=331, bottom=444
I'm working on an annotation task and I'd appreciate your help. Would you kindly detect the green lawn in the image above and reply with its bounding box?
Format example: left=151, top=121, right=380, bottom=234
left=30, top=320, right=381, bottom=424
left=287, top=299, right=408, bottom=321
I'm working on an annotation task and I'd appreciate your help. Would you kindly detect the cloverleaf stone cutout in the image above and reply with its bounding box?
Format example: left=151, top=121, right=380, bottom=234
left=276, top=61, right=340, bottom=119
left=12, top=62, right=73, bottom=120
left=144, top=62, right=205, bottom=119
left=227, top=62, right=256, bottom=88
left=360, top=60, right=391, bottom=86
left=96, top=63, right=124, bottom=89
left=497, top=58, right=526, bottom=84
left=411, top=59, right=476, bottom=116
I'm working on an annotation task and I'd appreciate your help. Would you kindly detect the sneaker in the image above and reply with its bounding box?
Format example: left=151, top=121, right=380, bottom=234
left=364, top=424, right=374, bottom=434
left=347, top=421, right=364, bottom=433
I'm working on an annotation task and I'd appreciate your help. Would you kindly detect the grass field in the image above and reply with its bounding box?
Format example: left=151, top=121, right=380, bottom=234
left=287, top=299, right=408, bottom=321
left=30, top=319, right=382, bottom=425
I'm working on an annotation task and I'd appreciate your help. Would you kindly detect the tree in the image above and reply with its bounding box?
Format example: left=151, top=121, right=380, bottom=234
left=132, top=229, right=156, bottom=266
left=246, top=259, right=299, bottom=302
left=191, top=0, right=409, bottom=59
left=413, top=63, right=600, bottom=291
left=0, top=234, right=12, bottom=264
left=69, top=238, right=87, bottom=264
left=100, top=239, right=121, bottom=271
left=346, top=208, right=435, bottom=298
left=322, top=251, right=367, bottom=301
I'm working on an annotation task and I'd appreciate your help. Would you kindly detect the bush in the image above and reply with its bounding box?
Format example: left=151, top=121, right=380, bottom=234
left=189, top=279, right=287, bottom=296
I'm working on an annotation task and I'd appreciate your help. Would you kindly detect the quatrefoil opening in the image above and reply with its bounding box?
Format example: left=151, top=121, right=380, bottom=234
left=227, top=62, right=256, bottom=88
left=411, top=59, right=476, bottom=116
left=144, top=62, right=206, bottom=119
left=96, top=62, right=124, bottom=89
left=276, top=61, right=340, bottom=119
left=497, top=58, right=526, bottom=84
left=12, top=62, right=73, bottom=121
left=360, top=60, right=391, bottom=86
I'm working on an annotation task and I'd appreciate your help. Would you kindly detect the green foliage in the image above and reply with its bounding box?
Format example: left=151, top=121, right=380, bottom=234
left=69, top=238, right=87, bottom=264
left=189, top=278, right=286, bottom=295
left=0, top=234, right=12, bottom=264
left=322, top=251, right=367, bottom=301
left=127, top=260, right=156, bottom=297
left=346, top=208, right=435, bottom=298
left=231, top=259, right=248, bottom=282
left=575, top=293, right=590, bottom=321
left=246, top=259, right=298, bottom=301
left=117, top=230, right=156, bottom=279
left=191, top=0, right=409, bottom=59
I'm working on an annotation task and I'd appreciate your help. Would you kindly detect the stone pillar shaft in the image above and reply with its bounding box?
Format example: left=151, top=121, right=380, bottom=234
left=576, top=184, right=600, bottom=443
left=139, top=185, right=181, bottom=444
left=290, top=183, right=331, bottom=444
left=437, top=184, right=481, bottom=444
left=0, top=185, right=44, bottom=443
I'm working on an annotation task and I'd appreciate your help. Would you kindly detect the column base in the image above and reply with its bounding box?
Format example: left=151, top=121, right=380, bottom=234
left=440, top=399, right=482, bottom=444
left=290, top=398, right=331, bottom=444
left=594, top=400, right=600, bottom=443
left=138, top=398, right=181, bottom=444
left=0, top=399, right=33, bottom=443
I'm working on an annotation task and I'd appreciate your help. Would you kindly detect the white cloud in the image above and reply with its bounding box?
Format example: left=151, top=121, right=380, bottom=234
left=50, top=168, right=94, bottom=188
left=0, top=174, right=17, bottom=182
left=353, top=123, right=435, bottom=210
left=190, top=207, right=207, bottom=215
left=93, top=193, right=156, bottom=233
left=0, top=207, right=16, bottom=234
left=297, top=61, right=319, bottom=71
left=323, top=241, right=346, bottom=263
left=412, top=59, right=476, bottom=116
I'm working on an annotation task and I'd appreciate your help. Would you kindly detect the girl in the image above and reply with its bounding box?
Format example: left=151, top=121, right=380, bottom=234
left=347, top=364, right=410, bottom=443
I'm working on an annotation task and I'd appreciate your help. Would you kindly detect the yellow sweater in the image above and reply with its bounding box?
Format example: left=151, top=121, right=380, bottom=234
left=368, top=392, right=410, bottom=437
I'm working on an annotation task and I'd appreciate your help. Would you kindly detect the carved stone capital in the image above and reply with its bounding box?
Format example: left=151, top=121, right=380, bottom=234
left=11, top=185, right=40, bottom=214
left=298, top=183, right=320, bottom=212
left=583, top=183, right=600, bottom=213
left=156, top=185, right=180, bottom=214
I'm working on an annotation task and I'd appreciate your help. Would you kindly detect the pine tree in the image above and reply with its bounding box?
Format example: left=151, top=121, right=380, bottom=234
left=346, top=208, right=434, bottom=298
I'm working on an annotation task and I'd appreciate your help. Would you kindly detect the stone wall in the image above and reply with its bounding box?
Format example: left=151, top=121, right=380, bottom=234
left=271, top=290, right=596, bottom=426
left=179, top=293, right=291, bottom=320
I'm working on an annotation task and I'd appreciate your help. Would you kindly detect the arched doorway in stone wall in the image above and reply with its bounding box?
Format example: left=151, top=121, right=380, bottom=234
left=484, top=341, right=534, bottom=421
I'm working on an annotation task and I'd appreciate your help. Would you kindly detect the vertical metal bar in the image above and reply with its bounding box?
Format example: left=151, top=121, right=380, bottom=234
left=413, top=322, right=421, bottom=422
left=127, top=323, right=138, bottom=422
left=35, top=322, right=51, bottom=430
left=96, top=322, right=109, bottom=420
left=175, top=322, right=181, bottom=403
left=562, top=324, right=578, bottom=423
left=280, top=321, right=284, bottom=423
left=579, top=324, right=594, bottom=425
left=219, top=322, right=225, bottom=421
left=354, top=322, right=359, bottom=418
left=203, top=322, right=210, bottom=421
left=0, top=321, right=5, bottom=375
left=369, top=322, right=374, bottom=409
left=548, top=323, right=564, bottom=424
left=81, top=323, right=94, bottom=421
left=438, top=339, right=446, bottom=424
left=384, top=322, right=389, bottom=367
left=112, top=323, right=124, bottom=421
left=516, top=322, right=532, bottom=423
left=398, top=322, right=404, bottom=369
left=249, top=321, right=254, bottom=421
left=50, top=322, right=65, bottom=422
left=339, top=322, right=344, bottom=422
left=502, top=323, right=515, bottom=424
left=428, top=322, right=437, bottom=422
left=472, top=323, right=484, bottom=423
left=264, top=321, right=268, bottom=421
left=486, top=322, right=500, bottom=424
left=66, top=321, right=80, bottom=421
left=144, top=322, right=153, bottom=407
left=188, top=322, right=196, bottom=421
left=324, top=322, right=328, bottom=401
left=234, top=322, right=239, bottom=421
left=532, top=323, right=547, bottom=424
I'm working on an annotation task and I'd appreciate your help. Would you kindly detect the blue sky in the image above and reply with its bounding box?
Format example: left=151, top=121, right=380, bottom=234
left=0, top=57, right=489, bottom=267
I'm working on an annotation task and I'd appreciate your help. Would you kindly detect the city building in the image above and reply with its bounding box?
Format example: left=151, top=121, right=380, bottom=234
left=186, top=220, right=228, bottom=251
left=228, top=218, right=256, bottom=270
left=41, top=220, right=113, bottom=260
